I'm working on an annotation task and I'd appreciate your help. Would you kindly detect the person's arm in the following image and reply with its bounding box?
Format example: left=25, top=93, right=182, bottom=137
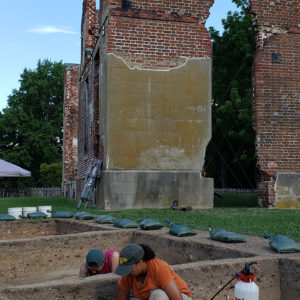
left=79, top=260, right=89, bottom=278
left=111, top=251, right=120, bottom=273
left=116, top=287, right=129, bottom=300
left=164, top=279, right=184, bottom=300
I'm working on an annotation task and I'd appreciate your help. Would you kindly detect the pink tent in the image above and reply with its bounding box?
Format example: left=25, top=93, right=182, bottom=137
left=0, top=159, right=31, bottom=177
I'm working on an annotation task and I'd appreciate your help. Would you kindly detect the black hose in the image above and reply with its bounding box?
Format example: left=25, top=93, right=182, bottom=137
left=209, top=275, right=236, bottom=300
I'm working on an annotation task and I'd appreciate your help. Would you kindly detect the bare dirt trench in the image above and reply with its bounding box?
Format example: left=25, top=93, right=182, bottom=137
left=0, top=219, right=299, bottom=299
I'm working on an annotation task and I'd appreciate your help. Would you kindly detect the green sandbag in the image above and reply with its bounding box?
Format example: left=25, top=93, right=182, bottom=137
left=210, top=229, right=246, bottom=243
left=27, top=211, right=48, bottom=219
left=95, top=215, right=115, bottom=224
left=137, top=219, right=164, bottom=230
left=51, top=211, right=74, bottom=218
left=169, top=223, right=196, bottom=237
left=268, top=235, right=300, bottom=253
left=164, top=218, right=196, bottom=237
left=75, top=211, right=95, bottom=220
left=113, top=219, right=139, bottom=228
left=0, top=214, right=16, bottom=221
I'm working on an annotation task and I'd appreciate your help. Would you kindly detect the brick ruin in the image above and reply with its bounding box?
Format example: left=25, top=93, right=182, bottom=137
left=251, top=0, right=300, bottom=207
left=63, top=0, right=300, bottom=208
left=63, top=64, right=80, bottom=199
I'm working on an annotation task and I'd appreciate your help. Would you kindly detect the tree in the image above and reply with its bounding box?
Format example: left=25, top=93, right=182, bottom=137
left=0, top=59, right=64, bottom=187
left=205, top=0, right=257, bottom=188
left=40, top=162, right=62, bottom=187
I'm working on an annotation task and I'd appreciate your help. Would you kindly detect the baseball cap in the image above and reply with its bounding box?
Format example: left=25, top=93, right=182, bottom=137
left=114, top=244, right=144, bottom=276
left=86, top=248, right=105, bottom=267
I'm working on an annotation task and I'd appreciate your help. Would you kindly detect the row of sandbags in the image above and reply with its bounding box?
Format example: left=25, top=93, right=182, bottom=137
left=208, top=228, right=300, bottom=253
left=65, top=212, right=300, bottom=253
left=1, top=211, right=299, bottom=253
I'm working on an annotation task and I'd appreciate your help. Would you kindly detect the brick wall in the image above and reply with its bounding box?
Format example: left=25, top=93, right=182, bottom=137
left=107, top=18, right=211, bottom=68
left=63, top=64, right=80, bottom=198
left=251, top=0, right=300, bottom=207
left=77, top=0, right=101, bottom=199
left=105, top=0, right=213, bottom=68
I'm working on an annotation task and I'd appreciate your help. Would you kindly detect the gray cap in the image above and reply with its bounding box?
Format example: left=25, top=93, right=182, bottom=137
left=114, top=244, right=144, bottom=276
left=86, top=248, right=105, bottom=267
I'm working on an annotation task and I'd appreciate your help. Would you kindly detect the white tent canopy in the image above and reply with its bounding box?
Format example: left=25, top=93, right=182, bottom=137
left=0, top=159, right=31, bottom=177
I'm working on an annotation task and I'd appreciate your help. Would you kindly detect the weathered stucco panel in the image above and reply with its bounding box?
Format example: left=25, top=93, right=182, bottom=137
left=275, top=172, right=300, bottom=208
left=105, top=53, right=211, bottom=170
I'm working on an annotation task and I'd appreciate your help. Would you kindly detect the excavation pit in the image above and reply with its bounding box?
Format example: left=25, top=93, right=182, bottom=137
left=0, top=218, right=116, bottom=240
left=0, top=219, right=299, bottom=300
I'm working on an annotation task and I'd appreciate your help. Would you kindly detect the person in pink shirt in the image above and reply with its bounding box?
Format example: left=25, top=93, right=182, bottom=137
left=79, top=248, right=119, bottom=278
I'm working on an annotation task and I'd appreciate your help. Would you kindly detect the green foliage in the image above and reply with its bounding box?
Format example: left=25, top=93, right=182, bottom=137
left=205, top=1, right=256, bottom=188
left=40, top=162, right=62, bottom=187
left=0, top=59, right=64, bottom=187
left=214, top=192, right=258, bottom=207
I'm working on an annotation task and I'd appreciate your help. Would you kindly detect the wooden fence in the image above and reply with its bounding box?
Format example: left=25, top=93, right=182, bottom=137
left=215, top=188, right=258, bottom=193
left=0, top=187, right=257, bottom=198
left=0, top=187, right=62, bottom=198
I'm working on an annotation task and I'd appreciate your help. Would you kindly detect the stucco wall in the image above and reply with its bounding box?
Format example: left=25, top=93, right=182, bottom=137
left=104, top=54, right=211, bottom=170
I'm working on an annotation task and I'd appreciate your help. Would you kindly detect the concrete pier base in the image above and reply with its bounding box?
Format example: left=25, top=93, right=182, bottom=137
left=97, top=170, right=213, bottom=210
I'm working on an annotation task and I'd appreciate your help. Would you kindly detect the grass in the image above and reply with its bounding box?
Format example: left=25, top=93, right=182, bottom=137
left=1, top=193, right=300, bottom=242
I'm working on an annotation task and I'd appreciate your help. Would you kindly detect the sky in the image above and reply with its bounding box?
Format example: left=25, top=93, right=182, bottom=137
left=0, top=0, right=238, bottom=112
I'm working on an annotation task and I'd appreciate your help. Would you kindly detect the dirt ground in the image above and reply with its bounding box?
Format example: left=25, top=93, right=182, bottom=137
left=0, top=219, right=299, bottom=299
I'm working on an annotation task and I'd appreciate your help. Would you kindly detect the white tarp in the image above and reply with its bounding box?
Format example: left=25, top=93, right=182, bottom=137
left=0, top=159, right=31, bottom=177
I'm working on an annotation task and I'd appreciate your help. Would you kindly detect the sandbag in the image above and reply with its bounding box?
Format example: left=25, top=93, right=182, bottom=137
left=169, top=223, right=196, bottom=237
left=210, top=229, right=246, bottom=243
left=75, top=211, right=95, bottom=220
left=268, top=235, right=300, bottom=253
left=164, top=218, right=196, bottom=237
left=0, top=214, right=16, bottom=221
left=95, top=215, right=115, bottom=224
left=113, top=219, right=139, bottom=228
left=137, top=219, right=164, bottom=230
left=27, top=211, right=48, bottom=219
left=51, top=211, right=74, bottom=218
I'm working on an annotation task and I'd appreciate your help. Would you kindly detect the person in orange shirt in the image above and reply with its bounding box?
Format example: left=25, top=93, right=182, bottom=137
left=115, top=243, right=192, bottom=300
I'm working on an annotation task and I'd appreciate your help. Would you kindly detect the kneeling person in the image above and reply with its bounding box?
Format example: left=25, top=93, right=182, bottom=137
left=79, top=248, right=119, bottom=278
left=115, top=243, right=192, bottom=300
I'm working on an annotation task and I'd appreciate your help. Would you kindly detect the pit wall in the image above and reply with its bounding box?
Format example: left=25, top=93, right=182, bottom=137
left=250, top=0, right=300, bottom=207
left=0, top=219, right=57, bottom=240
left=0, top=257, right=283, bottom=300
left=0, top=229, right=131, bottom=286
left=0, top=219, right=115, bottom=240
left=0, top=227, right=254, bottom=287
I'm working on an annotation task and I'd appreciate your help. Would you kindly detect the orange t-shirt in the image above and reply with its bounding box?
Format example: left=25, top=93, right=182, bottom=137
left=118, top=258, right=191, bottom=299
